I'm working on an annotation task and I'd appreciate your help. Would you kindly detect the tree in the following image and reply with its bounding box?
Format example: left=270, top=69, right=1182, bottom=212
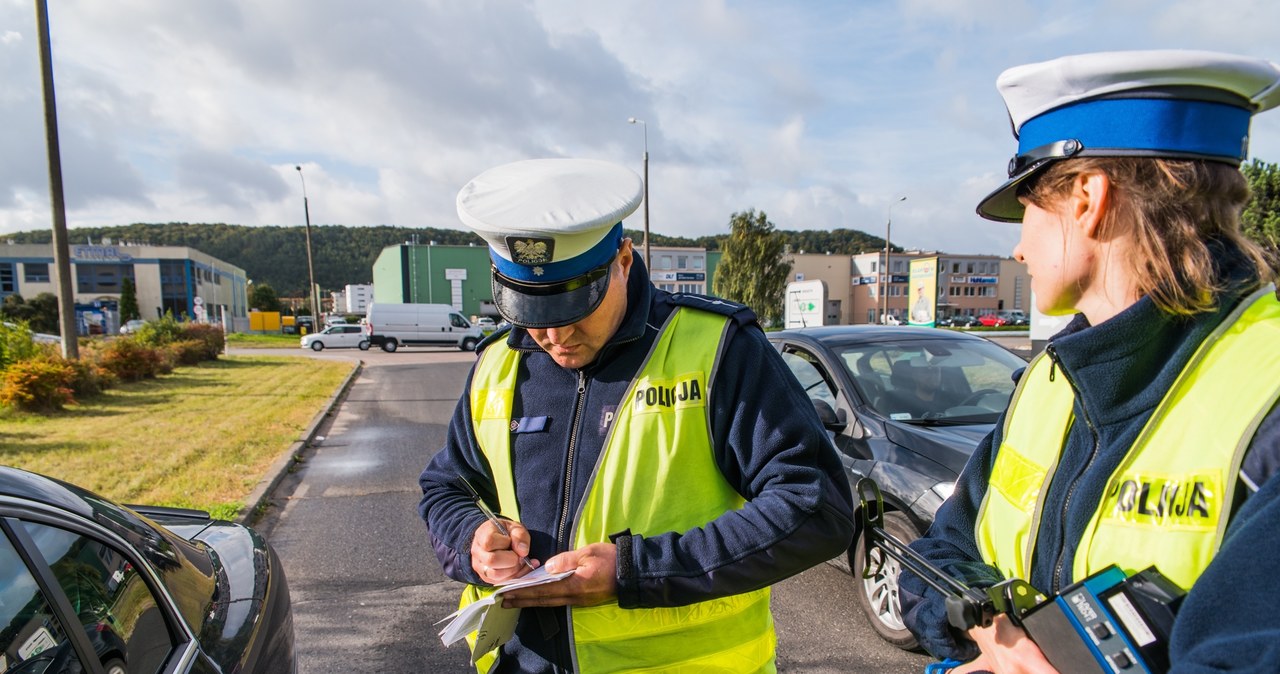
left=0, top=292, right=60, bottom=334
left=119, top=277, right=141, bottom=321
left=249, top=283, right=283, bottom=313
left=712, top=209, right=793, bottom=327
left=1242, top=158, right=1280, bottom=255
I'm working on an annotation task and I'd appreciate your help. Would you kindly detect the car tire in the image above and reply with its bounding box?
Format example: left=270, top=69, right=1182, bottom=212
left=103, top=658, right=127, bottom=674
left=852, top=510, right=922, bottom=650
left=310, top=341, right=324, bottom=351
left=358, top=340, right=370, bottom=351
left=460, top=337, right=479, bottom=352
left=382, top=340, right=398, bottom=353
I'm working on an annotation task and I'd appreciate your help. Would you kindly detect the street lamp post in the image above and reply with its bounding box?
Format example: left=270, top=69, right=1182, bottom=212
left=627, top=117, right=651, bottom=269
left=294, top=166, right=321, bottom=328
left=880, top=196, right=907, bottom=324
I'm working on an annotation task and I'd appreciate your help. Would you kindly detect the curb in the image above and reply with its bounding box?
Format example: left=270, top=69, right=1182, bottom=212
left=236, top=359, right=364, bottom=525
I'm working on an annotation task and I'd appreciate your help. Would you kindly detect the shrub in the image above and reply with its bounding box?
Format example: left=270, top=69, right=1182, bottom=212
left=0, top=358, right=76, bottom=411
left=1, top=320, right=53, bottom=370
left=64, top=355, right=115, bottom=397
left=167, top=339, right=208, bottom=366
left=134, top=313, right=185, bottom=346
left=179, top=323, right=224, bottom=361
left=98, top=337, right=166, bottom=381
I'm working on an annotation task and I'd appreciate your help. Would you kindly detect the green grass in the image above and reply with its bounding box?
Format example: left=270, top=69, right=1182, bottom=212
left=225, top=332, right=302, bottom=348
left=0, top=355, right=354, bottom=517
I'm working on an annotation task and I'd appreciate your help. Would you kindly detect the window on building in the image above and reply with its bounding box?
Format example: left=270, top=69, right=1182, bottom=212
left=966, top=262, right=975, bottom=274
left=677, top=255, right=687, bottom=269
left=75, top=264, right=135, bottom=294
left=660, top=255, right=673, bottom=269
left=0, top=262, right=14, bottom=295
left=952, top=262, right=961, bottom=273
left=23, top=262, right=51, bottom=283
left=693, top=257, right=704, bottom=270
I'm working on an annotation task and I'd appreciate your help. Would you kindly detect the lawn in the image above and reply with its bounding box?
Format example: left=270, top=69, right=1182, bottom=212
left=226, top=332, right=303, bottom=348
left=0, top=355, right=354, bottom=520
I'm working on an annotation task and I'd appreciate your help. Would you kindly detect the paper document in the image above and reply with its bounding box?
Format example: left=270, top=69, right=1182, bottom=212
left=437, top=567, right=575, bottom=659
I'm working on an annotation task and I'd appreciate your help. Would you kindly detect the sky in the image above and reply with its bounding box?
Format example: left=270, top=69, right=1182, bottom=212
left=3, top=0, right=1280, bottom=257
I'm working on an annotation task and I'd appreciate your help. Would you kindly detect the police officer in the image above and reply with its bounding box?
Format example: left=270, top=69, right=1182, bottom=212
left=899, top=50, right=1280, bottom=672
left=417, top=158, right=855, bottom=673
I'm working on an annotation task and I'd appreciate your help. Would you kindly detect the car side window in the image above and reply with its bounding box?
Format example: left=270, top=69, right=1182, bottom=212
left=780, top=347, right=837, bottom=408
left=20, top=520, right=176, bottom=674
left=0, top=532, right=90, bottom=673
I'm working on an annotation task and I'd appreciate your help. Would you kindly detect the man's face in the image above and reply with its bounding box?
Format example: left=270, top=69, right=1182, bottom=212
left=526, top=240, right=633, bottom=369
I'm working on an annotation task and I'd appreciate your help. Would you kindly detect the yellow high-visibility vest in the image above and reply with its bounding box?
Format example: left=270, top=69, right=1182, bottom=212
left=462, top=307, right=776, bottom=673
left=977, top=286, right=1280, bottom=590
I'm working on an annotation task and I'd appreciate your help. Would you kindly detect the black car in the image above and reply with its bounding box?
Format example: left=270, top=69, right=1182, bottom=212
left=0, top=466, right=296, bottom=673
left=937, top=314, right=981, bottom=328
left=768, top=326, right=1027, bottom=649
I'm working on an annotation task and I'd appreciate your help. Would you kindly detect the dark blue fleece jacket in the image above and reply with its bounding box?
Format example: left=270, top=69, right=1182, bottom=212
left=418, top=257, right=855, bottom=673
left=900, top=260, right=1280, bottom=671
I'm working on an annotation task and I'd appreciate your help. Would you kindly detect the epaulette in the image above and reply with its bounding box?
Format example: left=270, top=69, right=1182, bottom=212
left=668, top=293, right=758, bottom=327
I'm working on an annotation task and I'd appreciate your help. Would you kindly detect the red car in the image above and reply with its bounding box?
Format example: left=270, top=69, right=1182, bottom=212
left=977, top=314, right=1008, bottom=327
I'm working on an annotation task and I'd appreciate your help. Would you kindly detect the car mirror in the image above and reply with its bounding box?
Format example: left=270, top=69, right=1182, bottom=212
left=812, top=399, right=846, bottom=432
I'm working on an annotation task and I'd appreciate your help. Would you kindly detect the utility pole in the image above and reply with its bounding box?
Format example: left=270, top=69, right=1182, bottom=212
left=35, top=0, right=77, bottom=358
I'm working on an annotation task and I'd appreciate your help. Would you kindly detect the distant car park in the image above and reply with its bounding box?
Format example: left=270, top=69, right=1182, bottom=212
left=300, top=324, right=370, bottom=351
left=3, top=320, right=60, bottom=344
left=0, top=465, right=297, bottom=673
left=768, top=325, right=1027, bottom=650
left=119, top=319, right=147, bottom=335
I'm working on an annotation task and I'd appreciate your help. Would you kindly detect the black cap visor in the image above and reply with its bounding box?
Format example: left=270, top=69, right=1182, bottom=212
left=491, top=258, right=614, bottom=329
left=977, top=139, right=1086, bottom=222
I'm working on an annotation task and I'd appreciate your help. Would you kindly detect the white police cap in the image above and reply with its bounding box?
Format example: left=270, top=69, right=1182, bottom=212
left=978, top=49, right=1280, bottom=222
left=457, top=158, right=643, bottom=328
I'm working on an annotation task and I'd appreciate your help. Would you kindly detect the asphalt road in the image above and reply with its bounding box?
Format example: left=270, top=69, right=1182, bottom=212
left=247, top=345, right=941, bottom=673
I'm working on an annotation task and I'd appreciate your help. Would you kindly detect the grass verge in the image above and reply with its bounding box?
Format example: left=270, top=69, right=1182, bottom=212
left=225, top=332, right=303, bottom=348
left=0, top=355, right=353, bottom=520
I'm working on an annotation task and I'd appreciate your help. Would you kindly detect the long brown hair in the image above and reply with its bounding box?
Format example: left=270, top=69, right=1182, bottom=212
left=1022, top=157, right=1277, bottom=315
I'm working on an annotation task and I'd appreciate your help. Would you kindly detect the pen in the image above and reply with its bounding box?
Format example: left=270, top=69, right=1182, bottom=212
left=459, top=477, right=536, bottom=571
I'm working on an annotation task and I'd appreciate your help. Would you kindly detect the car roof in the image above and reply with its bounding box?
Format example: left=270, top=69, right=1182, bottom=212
left=0, top=465, right=95, bottom=517
left=768, top=324, right=989, bottom=347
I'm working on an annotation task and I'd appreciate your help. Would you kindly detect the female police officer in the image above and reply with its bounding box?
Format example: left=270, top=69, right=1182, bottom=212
left=900, top=50, right=1280, bottom=672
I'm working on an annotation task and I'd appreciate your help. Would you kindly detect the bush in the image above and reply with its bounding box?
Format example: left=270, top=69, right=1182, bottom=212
left=167, top=339, right=209, bottom=366
left=134, top=313, right=185, bottom=346
left=179, top=323, right=224, bottom=360
left=1, top=321, right=53, bottom=370
left=0, top=358, right=76, bottom=411
left=64, top=356, right=115, bottom=397
left=98, top=337, right=167, bottom=381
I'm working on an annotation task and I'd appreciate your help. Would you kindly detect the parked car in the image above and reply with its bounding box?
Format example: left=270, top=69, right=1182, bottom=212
left=977, top=313, right=1008, bottom=327
left=300, top=324, right=370, bottom=351
left=474, top=316, right=497, bottom=329
left=119, top=319, right=147, bottom=335
left=323, top=315, right=348, bottom=327
left=0, top=465, right=296, bottom=673
left=997, top=309, right=1029, bottom=326
left=363, top=303, right=483, bottom=352
left=936, top=315, right=980, bottom=329
left=768, top=326, right=1027, bottom=649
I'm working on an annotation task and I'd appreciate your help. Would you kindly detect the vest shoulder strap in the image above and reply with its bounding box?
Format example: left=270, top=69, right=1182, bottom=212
left=668, top=293, right=758, bottom=326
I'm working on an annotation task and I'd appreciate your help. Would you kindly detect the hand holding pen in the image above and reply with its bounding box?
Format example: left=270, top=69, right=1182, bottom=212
left=460, top=478, right=538, bottom=582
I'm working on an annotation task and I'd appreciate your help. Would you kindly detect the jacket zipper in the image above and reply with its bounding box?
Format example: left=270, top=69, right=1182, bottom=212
left=557, top=370, right=588, bottom=550
left=1043, top=345, right=1101, bottom=592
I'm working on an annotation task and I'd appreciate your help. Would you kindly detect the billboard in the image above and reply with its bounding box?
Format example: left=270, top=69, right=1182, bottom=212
left=785, top=280, right=826, bottom=328
left=907, top=257, right=939, bottom=327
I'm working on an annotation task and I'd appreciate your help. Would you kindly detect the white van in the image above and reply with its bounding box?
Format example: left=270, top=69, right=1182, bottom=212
left=364, top=303, right=485, bottom=352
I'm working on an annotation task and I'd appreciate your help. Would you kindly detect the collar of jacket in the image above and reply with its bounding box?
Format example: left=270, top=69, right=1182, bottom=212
left=504, top=253, right=655, bottom=363
left=1046, top=239, right=1260, bottom=427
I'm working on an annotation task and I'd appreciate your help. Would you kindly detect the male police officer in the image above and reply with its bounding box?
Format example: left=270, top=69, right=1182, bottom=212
left=418, top=158, right=854, bottom=673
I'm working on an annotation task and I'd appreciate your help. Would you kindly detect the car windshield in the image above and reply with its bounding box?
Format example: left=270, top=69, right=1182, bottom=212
left=833, top=337, right=1026, bottom=424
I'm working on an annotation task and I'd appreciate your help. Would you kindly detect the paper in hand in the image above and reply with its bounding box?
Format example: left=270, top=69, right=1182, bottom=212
left=438, top=567, right=576, bottom=655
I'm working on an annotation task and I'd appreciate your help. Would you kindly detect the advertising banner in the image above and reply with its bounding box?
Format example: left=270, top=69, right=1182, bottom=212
left=908, top=257, right=939, bottom=327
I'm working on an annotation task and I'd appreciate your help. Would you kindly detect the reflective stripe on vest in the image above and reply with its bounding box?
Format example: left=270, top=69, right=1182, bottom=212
left=462, top=307, right=776, bottom=673
left=978, top=286, right=1280, bottom=590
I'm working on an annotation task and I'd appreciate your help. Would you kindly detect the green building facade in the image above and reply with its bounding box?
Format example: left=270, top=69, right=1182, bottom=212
left=372, top=243, right=724, bottom=320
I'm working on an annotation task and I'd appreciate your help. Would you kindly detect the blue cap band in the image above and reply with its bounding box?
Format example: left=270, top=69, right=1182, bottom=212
left=1018, top=97, right=1252, bottom=162
left=490, top=222, right=624, bottom=283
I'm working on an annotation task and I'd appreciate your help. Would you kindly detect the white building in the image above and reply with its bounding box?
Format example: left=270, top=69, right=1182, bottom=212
left=343, top=283, right=374, bottom=314
left=0, top=242, right=248, bottom=334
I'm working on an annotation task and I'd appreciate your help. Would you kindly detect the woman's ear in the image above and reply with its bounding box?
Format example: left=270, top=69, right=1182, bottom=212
left=1070, top=170, right=1112, bottom=240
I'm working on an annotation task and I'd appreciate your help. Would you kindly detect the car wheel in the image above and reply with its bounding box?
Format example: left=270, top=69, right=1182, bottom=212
left=381, top=340, right=398, bottom=353
left=460, top=337, right=478, bottom=352
left=358, top=340, right=370, bottom=351
left=102, top=658, right=126, bottom=674
left=310, top=341, right=324, bottom=351
left=852, top=510, right=922, bottom=650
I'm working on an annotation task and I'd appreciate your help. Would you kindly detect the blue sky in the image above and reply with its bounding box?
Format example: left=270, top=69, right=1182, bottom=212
left=3, top=0, right=1279, bottom=257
